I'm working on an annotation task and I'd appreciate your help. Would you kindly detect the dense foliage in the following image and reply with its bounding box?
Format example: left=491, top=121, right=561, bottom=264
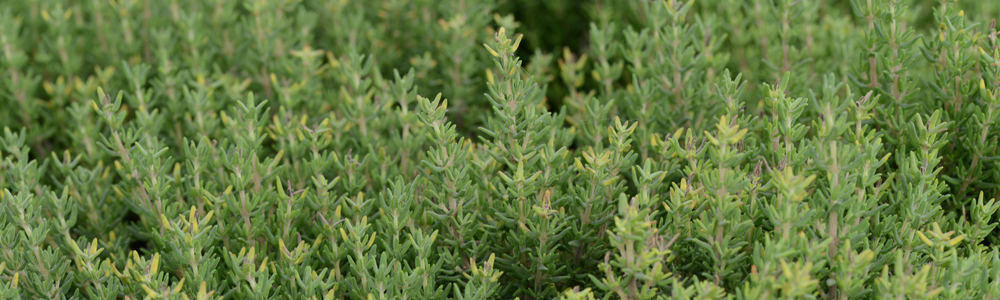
left=4, top=0, right=1000, bottom=299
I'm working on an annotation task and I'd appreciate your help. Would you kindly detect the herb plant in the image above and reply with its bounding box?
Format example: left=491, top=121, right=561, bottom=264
left=4, top=0, right=1000, bottom=299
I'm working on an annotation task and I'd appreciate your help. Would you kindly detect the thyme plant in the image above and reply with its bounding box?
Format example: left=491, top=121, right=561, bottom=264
left=4, top=0, right=1000, bottom=299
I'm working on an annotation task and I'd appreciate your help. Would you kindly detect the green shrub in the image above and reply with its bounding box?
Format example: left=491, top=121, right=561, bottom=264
left=4, top=0, right=1000, bottom=299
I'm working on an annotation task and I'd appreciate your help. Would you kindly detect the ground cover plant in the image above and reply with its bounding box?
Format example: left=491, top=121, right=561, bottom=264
left=5, top=0, right=1000, bottom=299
